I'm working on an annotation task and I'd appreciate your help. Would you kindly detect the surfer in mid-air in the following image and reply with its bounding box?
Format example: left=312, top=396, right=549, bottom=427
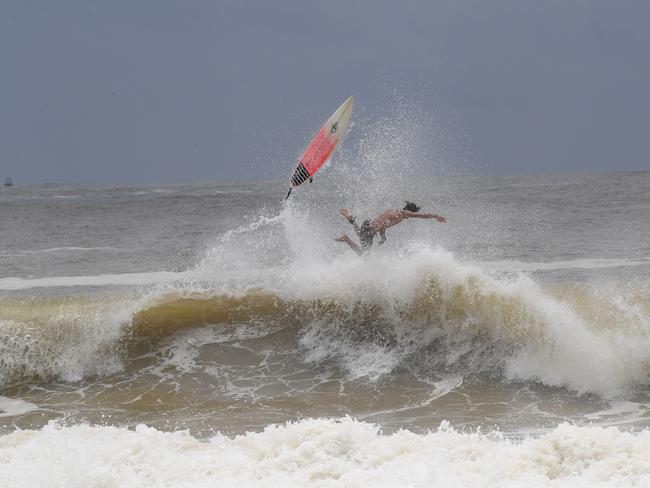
left=335, top=202, right=447, bottom=255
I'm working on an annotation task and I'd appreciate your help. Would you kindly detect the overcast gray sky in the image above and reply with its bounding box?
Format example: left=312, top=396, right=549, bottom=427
left=2, top=0, right=649, bottom=184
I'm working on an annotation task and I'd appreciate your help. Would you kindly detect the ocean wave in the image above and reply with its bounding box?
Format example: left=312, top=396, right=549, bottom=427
left=1, top=418, right=649, bottom=487
left=1, top=247, right=649, bottom=394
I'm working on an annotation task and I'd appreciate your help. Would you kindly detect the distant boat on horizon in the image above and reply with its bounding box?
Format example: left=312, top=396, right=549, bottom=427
left=4, top=177, right=12, bottom=187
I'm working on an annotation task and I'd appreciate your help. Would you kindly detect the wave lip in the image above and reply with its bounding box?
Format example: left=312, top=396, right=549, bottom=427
left=1, top=419, right=649, bottom=487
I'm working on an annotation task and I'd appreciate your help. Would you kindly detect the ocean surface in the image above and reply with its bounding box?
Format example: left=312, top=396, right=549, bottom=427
left=1, top=170, right=649, bottom=486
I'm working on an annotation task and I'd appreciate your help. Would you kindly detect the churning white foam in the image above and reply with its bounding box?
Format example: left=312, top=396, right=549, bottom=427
left=1, top=418, right=649, bottom=487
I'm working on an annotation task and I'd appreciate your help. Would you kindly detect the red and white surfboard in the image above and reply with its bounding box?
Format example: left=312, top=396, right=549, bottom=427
left=286, top=96, right=354, bottom=198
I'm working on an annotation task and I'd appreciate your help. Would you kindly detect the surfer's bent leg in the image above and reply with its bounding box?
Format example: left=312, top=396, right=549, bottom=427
left=334, top=234, right=363, bottom=256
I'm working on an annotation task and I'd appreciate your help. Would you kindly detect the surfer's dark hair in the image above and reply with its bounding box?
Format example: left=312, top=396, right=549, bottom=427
left=404, top=201, right=420, bottom=212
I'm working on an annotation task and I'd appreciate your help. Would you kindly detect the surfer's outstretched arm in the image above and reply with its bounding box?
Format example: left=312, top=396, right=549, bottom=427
left=403, top=211, right=447, bottom=223
left=334, top=234, right=362, bottom=256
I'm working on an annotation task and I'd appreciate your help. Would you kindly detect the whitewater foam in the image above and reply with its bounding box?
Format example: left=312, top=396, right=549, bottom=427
left=1, top=418, right=649, bottom=487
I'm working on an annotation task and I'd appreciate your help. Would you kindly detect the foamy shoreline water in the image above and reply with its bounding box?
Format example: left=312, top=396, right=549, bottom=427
left=1, top=418, right=649, bottom=488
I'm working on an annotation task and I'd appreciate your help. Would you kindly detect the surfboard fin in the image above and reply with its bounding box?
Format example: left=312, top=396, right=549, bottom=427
left=286, top=187, right=292, bottom=199
left=309, top=177, right=313, bottom=183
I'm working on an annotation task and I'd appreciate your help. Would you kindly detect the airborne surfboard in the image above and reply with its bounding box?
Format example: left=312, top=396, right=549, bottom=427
left=286, top=96, right=354, bottom=199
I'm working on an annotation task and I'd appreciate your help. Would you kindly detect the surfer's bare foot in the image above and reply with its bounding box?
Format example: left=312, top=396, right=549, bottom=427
left=340, top=208, right=354, bottom=224
left=334, top=234, right=350, bottom=243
